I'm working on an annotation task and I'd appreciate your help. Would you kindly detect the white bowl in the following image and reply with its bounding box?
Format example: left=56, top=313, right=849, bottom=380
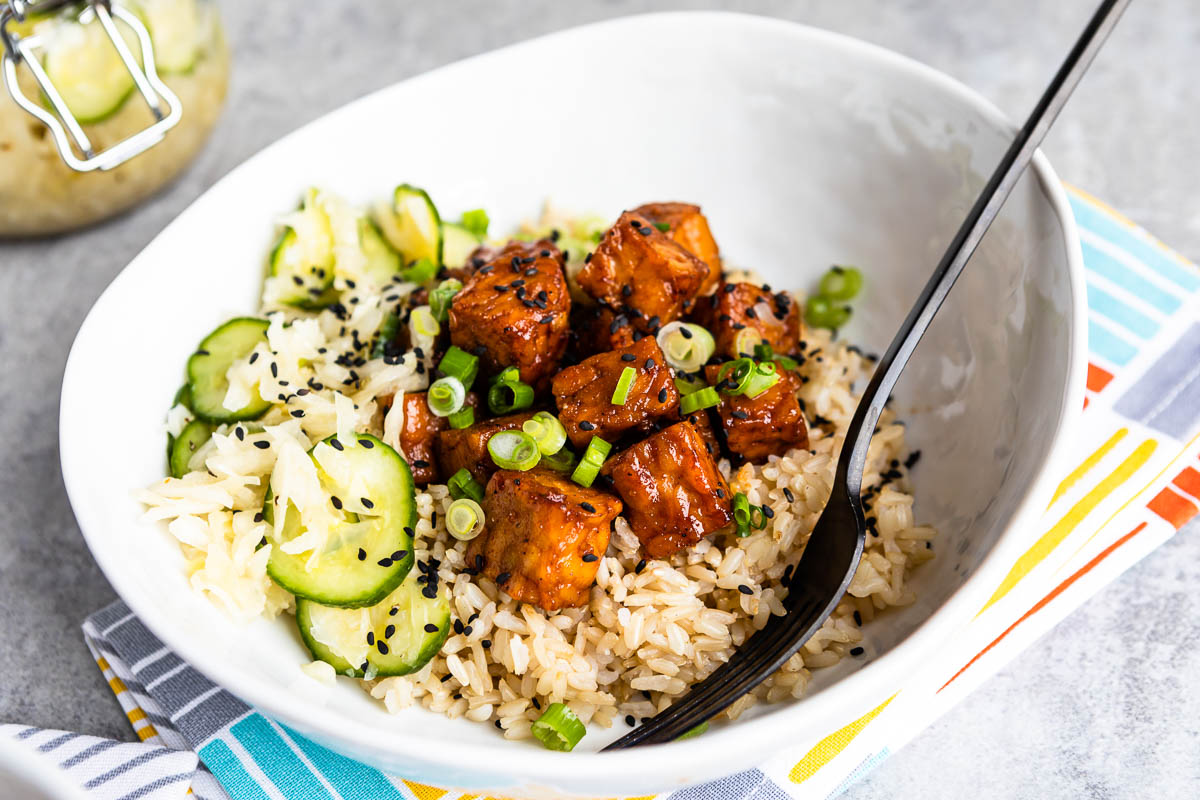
left=60, top=11, right=1086, bottom=797
left=0, top=737, right=89, bottom=800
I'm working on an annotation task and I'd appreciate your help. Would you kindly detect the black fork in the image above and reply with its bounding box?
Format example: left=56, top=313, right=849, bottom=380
left=604, top=0, right=1130, bottom=749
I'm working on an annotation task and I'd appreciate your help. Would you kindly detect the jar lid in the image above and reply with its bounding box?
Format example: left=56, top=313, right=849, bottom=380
left=0, top=0, right=182, bottom=172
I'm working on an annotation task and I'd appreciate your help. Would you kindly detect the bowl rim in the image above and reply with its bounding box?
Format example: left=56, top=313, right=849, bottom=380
left=59, top=9, right=1088, bottom=788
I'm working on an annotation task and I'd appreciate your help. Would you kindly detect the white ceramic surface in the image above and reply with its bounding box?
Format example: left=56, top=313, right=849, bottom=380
left=0, top=737, right=89, bottom=800
left=59, top=12, right=1086, bottom=797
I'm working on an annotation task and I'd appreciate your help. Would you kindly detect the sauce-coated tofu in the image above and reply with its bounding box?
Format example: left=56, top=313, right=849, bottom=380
left=448, top=240, right=570, bottom=389
left=576, top=211, right=708, bottom=335
left=466, top=469, right=622, bottom=610
left=631, top=202, right=722, bottom=296
left=602, top=422, right=732, bottom=558
left=705, top=365, right=808, bottom=462
left=552, top=336, right=680, bottom=449
left=435, top=411, right=537, bottom=484
left=690, top=282, right=801, bottom=359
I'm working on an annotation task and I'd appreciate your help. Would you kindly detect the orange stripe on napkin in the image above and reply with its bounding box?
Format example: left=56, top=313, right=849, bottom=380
left=1147, top=487, right=1198, bottom=529
left=1087, top=363, right=1114, bottom=393
left=940, top=522, right=1148, bottom=692
left=1171, top=466, right=1200, bottom=500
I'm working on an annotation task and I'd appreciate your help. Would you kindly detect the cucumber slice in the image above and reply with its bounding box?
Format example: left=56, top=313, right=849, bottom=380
left=296, top=575, right=450, bottom=678
left=137, top=0, right=200, bottom=73
left=269, top=189, right=337, bottom=309
left=41, top=13, right=142, bottom=123
left=358, top=218, right=402, bottom=286
left=169, top=419, right=212, bottom=478
left=186, top=317, right=272, bottom=423
left=441, top=222, right=481, bottom=269
left=378, top=185, right=442, bottom=267
left=266, top=434, right=417, bottom=608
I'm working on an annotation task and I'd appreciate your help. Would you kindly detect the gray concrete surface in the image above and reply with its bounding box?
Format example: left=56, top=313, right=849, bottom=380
left=1, top=1, right=1197, bottom=797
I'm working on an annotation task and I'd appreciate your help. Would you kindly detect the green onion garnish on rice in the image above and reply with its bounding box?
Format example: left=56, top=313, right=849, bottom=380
left=447, top=468, right=485, bottom=503
left=446, top=498, right=485, bottom=541
left=426, top=376, right=465, bottom=417
left=437, top=345, right=479, bottom=389
left=531, top=702, right=586, bottom=752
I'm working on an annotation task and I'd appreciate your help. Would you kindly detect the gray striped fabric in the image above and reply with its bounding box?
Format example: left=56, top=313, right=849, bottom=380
left=0, top=725, right=197, bottom=800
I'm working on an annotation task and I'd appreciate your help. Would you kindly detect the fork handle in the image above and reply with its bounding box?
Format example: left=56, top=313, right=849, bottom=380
left=836, top=0, right=1131, bottom=497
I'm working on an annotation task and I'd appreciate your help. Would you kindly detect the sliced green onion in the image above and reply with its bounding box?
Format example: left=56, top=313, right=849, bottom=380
left=742, top=362, right=780, bottom=399
left=448, top=468, right=485, bottom=503
left=653, top=221, right=671, bottom=233
left=437, top=345, right=479, bottom=389
left=487, top=367, right=535, bottom=414
left=447, top=405, right=475, bottom=429
left=818, top=265, right=864, bottom=301
left=733, top=492, right=752, bottom=537
left=487, top=430, right=540, bottom=470
left=446, top=498, right=485, bottom=541
left=754, top=342, right=800, bottom=371
left=531, top=702, right=586, bottom=752
left=734, top=327, right=764, bottom=358
left=401, top=257, right=438, bottom=285
left=410, top=305, right=440, bottom=339
left=676, top=721, right=709, bottom=740
left=716, top=358, right=755, bottom=394
left=571, top=436, right=612, bottom=488
left=611, top=366, right=636, bottom=405
left=460, top=208, right=489, bottom=238
left=680, top=386, right=720, bottom=414
left=657, top=321, right=716, bottom=372
left=427, top=376, right=466, bottom=417
left=805, top=295, right=852, bottom=330
left=430, top=278, right=462, bottom=323
left=674, top=373, right=707, bottom=395
left=541, top=446, right=577, bottom=473
left=522, top=411, right=567, bottom=455
left=750, top=504, right=768, bottom=530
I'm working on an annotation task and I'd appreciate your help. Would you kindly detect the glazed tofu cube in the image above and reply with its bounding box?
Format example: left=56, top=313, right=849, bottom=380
left=569, top=304, right=638, bottom=360
left=552, top=336, right=680, bottom=449
left=466, top=468, right=623, bottom=610
left=576, top=211, right=708, bottom=335
left=448, top=240, right=570, bottom=389
left=435, top=411, right=537, bottom=484
left=631, top=202, right=722, bottom=297
left=705, top=365, right=808, bottom=462
left=680, top=408, right=721, bottom=460
left=603, top=422, right=732, bottom=558
left=396, top=392, right=445, bottom=485
left=690, top=282, right=801, bottom=359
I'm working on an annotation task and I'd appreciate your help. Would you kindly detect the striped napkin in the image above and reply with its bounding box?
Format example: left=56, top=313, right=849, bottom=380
left=40, top=186, right=1200, bottom=799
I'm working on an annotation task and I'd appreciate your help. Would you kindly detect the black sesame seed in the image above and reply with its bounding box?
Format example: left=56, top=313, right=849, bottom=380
left=540, top=315, right=554, bottom=324
left=511, top=279, right=526, bottom=288
left=441, top=673, right=454, bottom=683
left=253, top=512, right=264, bottom=523
left=850, top=646, right=865, bottom=656
left=422, top=585, right=437, bottom=599
left=270, top=362, right=278, bottom=378
left=360, top=497, right=374, bottom=509
left=644, top=358, right=656, bottom=370
left=724, top=284, right=736, bottom=293
left=377, top=641, right=390, bottom=655
left=384, top=624, right=395, bottom=639
left=732, top=410, right=750, bottom=420
left=638, top=226, right=654, bottom=236
left=290, top=409, right=304, bottom=418
left=580, top=501, right=596, bottom=513
left=253, top=440, right=270, bottom=450
left=853, top=611, right=862, bottom=626
left=658, top=388, right=668, bottom=403
left=532, top=697, right=541, bottom=709
left=762, top=505, right=775, bottom=519
left=424, top=623, right=439, bottom=633
left=737, top=584, right=753, bottom=595
left=646, top=315, right=660, bottom=329
left=292, top=275, right=304, bottom=286
left=331, top=496, right=343, bottom=510
left=367, top=632, right=375, bottom=645
left=494, top=719, right=503, bottom=729
left=783, top=487, right=795, bottom=502
left=745, top=307, right=758, bottom=320
left=579, top=420, right=595, bottom=431
left=453, top=619, right=464, bottom=634
left=496, top=571, right=511, bottom=584
left=482, top=639, right=492, bottom=649
left=377, top=558, right=393, bottom=567
left=494, top=284, right=509, bottom=293
left=582, top=553, right=599, bottom=563
left=621, top=285, right=633, bottom=298
left=360, top=439, right=374, bottom=448
left=391, top=550, right=406, bottom=561
left=235, top=427, right=245, bottom=441
left=635, top=558, right=647, bottom=574
left=475, top=554, right=485, bottom=570
left=679, top=326, right=693, bottom=339
left=413, top=459, right=430, bottom=469
left=330, top=439, right=344, bottom=451
left=620, top=353, right=637, bottom=362
left=625, top=715, right=636, bottom=726
left=715, top=488, right=725, bottom=498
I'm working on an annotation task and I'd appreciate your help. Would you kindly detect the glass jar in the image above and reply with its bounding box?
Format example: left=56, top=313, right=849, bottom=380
left=0, top=0, right=229, bottom=236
